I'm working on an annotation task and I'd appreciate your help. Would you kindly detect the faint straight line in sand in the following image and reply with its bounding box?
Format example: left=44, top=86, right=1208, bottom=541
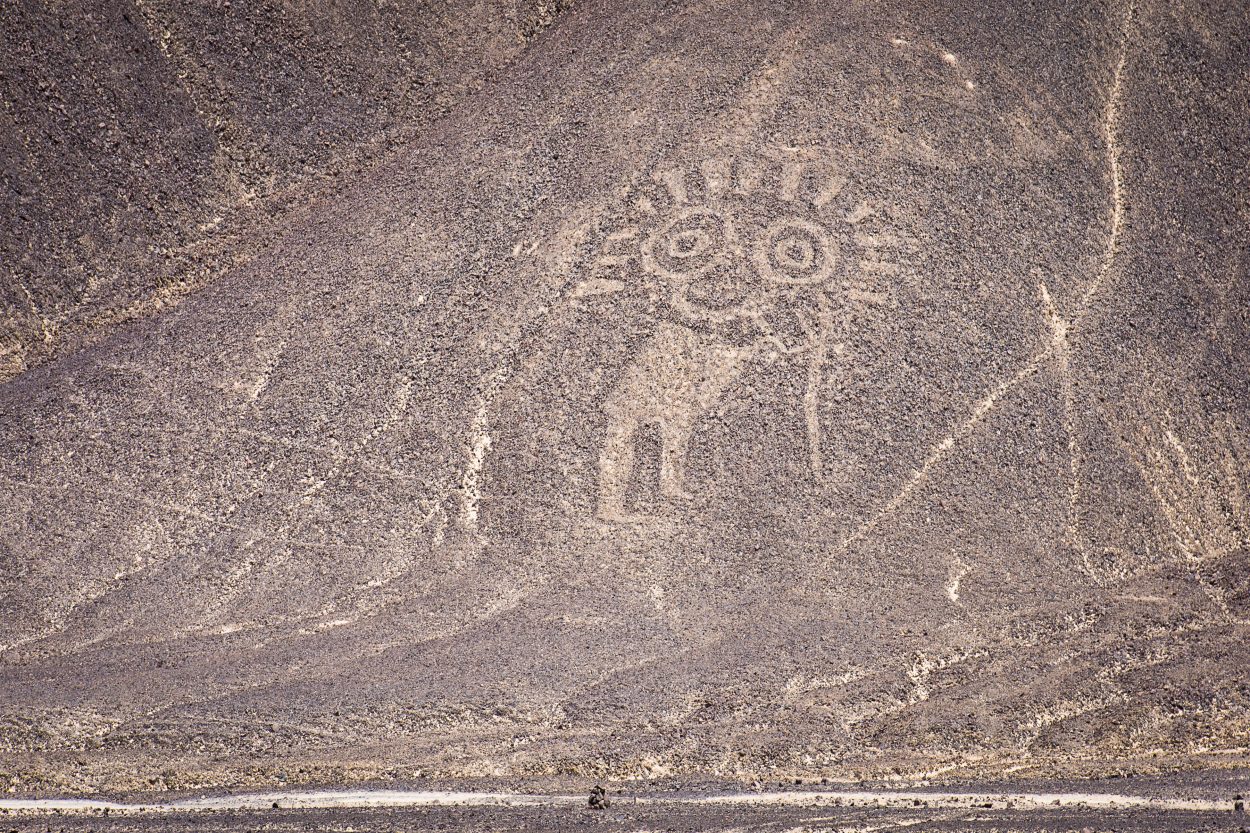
left=833, top=347, right=1050, bottom=556
left=460, top=363, right=510, bottom=532
left=0, top=474, right=363, bottom=554
left=1041, top=280, right=1087, bottom=572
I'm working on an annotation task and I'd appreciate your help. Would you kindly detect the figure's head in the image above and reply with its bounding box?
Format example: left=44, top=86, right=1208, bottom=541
left=582, top=152, right=905, bottom=327
left=637, top=185, right=844, bottom=319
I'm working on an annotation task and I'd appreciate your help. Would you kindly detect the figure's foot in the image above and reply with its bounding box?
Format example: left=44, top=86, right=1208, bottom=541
left=659, top=481, right=694, bottom=502
left=597, top=500, right=648, bottom=525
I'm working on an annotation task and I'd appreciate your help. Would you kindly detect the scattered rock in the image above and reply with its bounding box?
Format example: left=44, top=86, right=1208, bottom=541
left=588, top=784, right=610, bottom=809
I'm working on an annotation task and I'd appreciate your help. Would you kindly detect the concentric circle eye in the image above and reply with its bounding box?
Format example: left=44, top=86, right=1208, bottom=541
left=754, top=218, right=837, bottom=285
left=642, top=208, right=731, bottom=279
left=669, top=229, right=712, bottom=258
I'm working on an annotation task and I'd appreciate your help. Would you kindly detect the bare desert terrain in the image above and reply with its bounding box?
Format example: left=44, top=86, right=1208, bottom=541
left=1, top=0, right=1247, bottom=827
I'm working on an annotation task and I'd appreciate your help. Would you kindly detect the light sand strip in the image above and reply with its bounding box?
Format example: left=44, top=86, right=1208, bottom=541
left=0, top=789, right=1237, bottom=815
left=680, top=789, right=1230, bottom=812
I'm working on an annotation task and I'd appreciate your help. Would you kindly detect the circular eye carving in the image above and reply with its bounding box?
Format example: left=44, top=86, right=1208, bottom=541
left=754, top=217, right=838, bottom=285
left=642, top=207, right=731, bottom=280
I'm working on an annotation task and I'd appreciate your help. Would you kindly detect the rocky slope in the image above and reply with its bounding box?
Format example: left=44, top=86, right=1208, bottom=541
left=1, top=0, right=1247, bottom=794
left=1, top=0, right=570, bottom=379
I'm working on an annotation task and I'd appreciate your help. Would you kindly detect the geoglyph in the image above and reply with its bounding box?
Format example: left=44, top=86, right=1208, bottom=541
left=577, top=153, right=914, bottom=521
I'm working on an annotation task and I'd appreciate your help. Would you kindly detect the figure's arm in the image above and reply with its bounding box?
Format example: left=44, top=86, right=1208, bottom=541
left=754, top=297, right=824, bottom=356
left=764, top=330, right=812, bottom=355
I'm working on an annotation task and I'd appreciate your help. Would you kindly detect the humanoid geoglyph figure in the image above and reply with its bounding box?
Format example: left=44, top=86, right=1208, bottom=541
left=589, top=159, right=903, bottom=522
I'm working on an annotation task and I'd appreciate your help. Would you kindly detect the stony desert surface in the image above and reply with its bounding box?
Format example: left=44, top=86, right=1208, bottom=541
left=1, top=0, right=1248, bottom=826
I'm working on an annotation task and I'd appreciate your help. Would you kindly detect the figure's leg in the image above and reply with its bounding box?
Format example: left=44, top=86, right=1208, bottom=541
left=656, top=344, right=753, bottom=505
left=658, top=415, right=695, bottom=502
left=598, top=414, right=639, bottom=521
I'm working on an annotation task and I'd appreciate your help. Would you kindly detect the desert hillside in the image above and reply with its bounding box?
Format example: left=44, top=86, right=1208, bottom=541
left=1, top=0, right=569, bottom=378
left=1, top=0, right=1248, bottom=795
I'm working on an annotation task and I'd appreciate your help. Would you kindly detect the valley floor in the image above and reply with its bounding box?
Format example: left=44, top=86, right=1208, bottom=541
left=2, top=782, right=1248, bottom=832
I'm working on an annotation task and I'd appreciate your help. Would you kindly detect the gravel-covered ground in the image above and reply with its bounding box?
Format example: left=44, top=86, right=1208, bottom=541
left=2, top=0, right=1248, bottom=800
left=2, top=800, right=1248, bottom=833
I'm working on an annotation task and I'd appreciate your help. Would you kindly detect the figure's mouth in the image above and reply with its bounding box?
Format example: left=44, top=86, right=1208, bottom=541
left=685, top=270, right=752, bottom=310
